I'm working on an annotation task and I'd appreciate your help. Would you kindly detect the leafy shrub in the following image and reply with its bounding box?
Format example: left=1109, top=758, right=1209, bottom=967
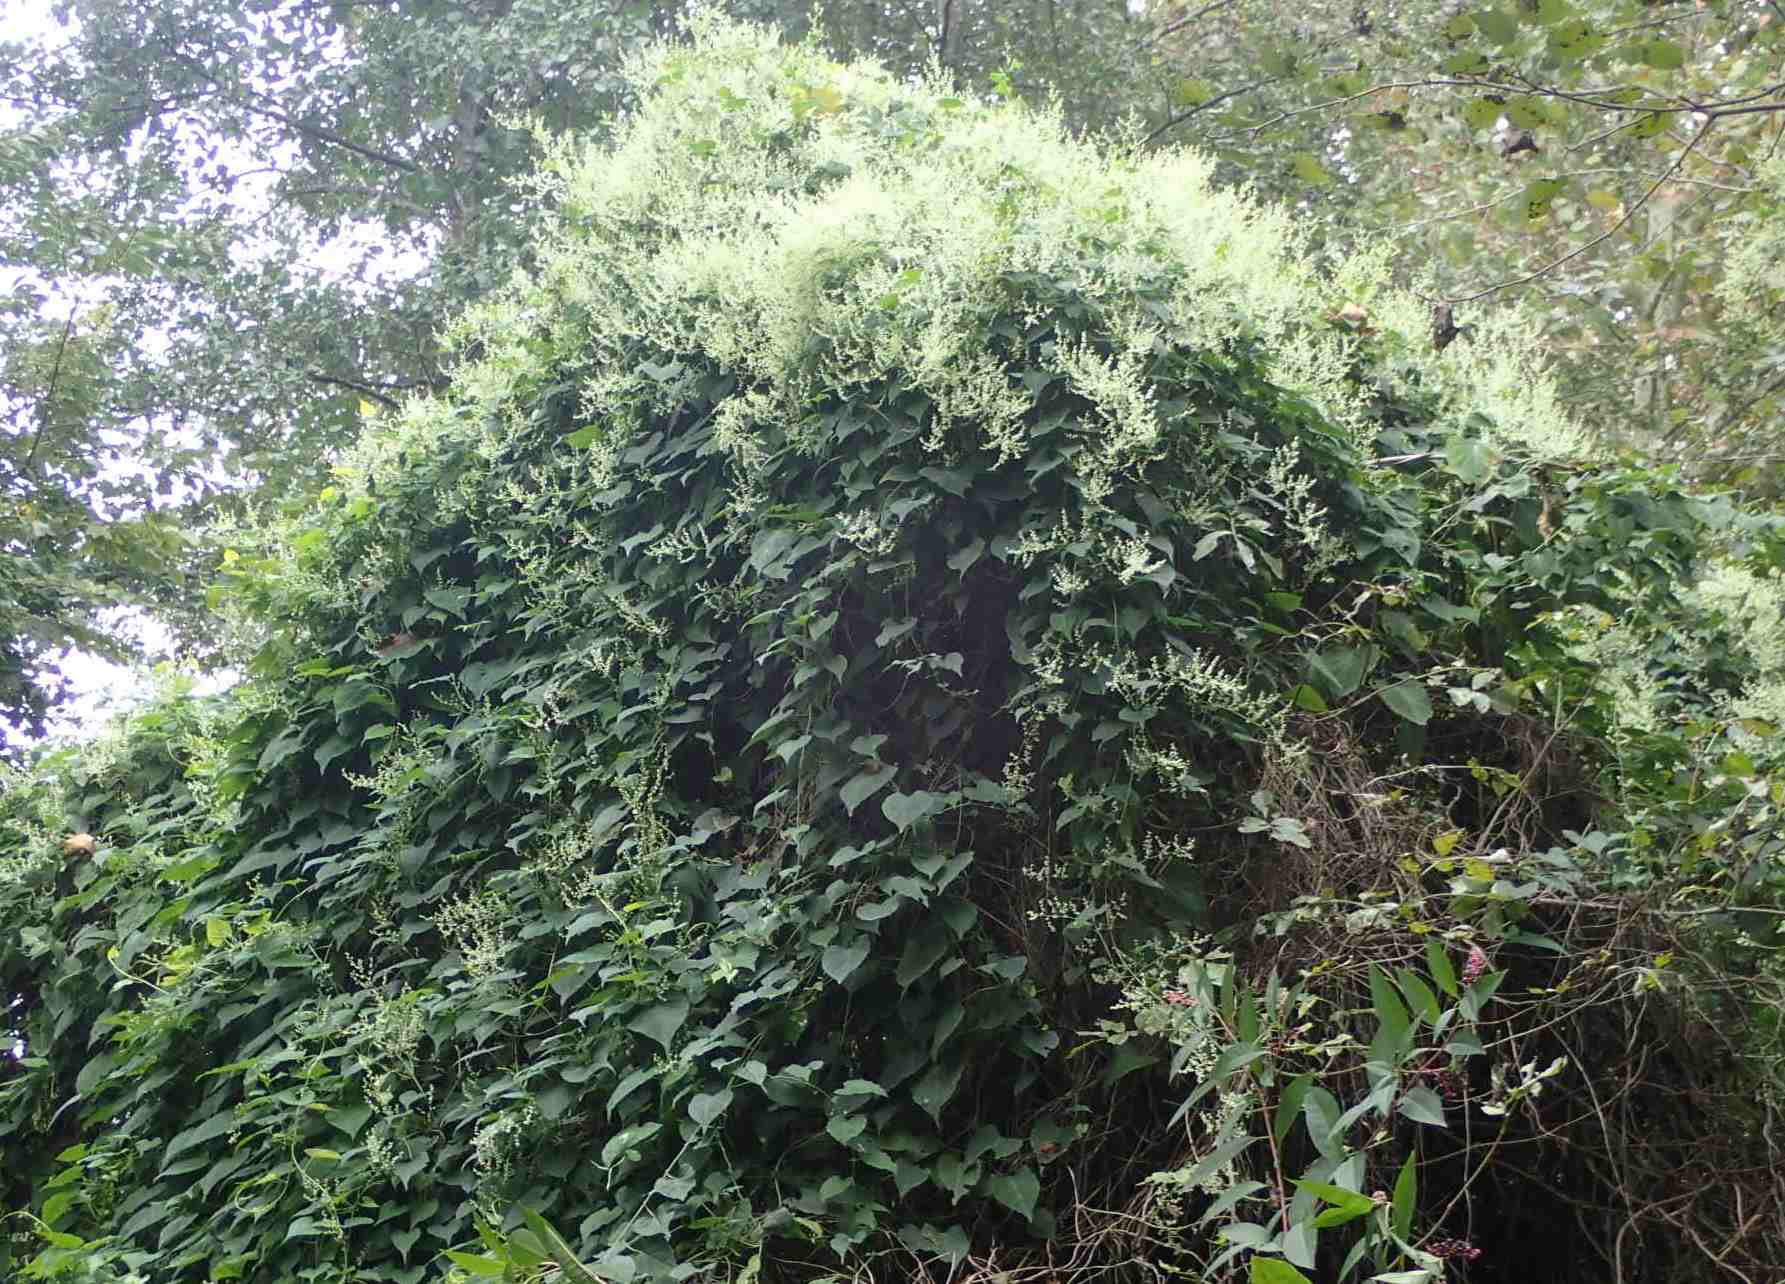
left=4, top=17, right=1783, bottom=1284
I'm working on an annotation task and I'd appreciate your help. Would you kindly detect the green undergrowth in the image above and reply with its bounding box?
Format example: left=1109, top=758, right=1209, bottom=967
left=5, top=17, right=1785, bottom=1284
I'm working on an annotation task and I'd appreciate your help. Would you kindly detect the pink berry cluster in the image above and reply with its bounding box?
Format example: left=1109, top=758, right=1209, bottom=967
left=1162, top=989, right=1197, bottom=1008
left=1428, top=1237, right=1483, bottom=1262
left=1416, top=1054, right=1467, bottom=1101
left=1462, top=945, right=1491, bottom=986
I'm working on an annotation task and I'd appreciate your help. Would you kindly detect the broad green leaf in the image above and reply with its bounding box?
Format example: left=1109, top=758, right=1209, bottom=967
left=839, top=765, right=896, bottom=815
left=600, top=1122, right=663, bottom=1166
left=911, top=1061, right=964, bottom=1121
left=628, top=1000, right=688, bottom=1051
left=688, top=1089, right=732, bottom=1127
left=1282, top=1218, right=1317, bottom=1271
left=521, top=1209, right=612, bottom=1284
left=1273, top=1074, right=1314, bottom=1142
left=1290, top=683, right=1329, bottom=712
left=162, top=1110, right=240, bottom=1164
left=1427, top=940, right=1460, bottom=997
left=986, top=1166, right=1041, bottom=1220
left=1377, top=680, right=1433, bottom=726
left=1294, top=1179, right=1376, bottom=1213
left=875, top=617, right=916, bottom=647
left=1392, top=1153, right=1418, bottom=1239
left=1302, top=1086, right=1345, bottom=1158
left=1398, top=1084, right=1447, bottom=1127
left=821, top=941, right=870, bottom=983
left=1443, top=435, right=1499, bottom=483
left=1442, top=50, right=1491, bottom=73
left=1221, top=1221, right=1274, bottom=1248
left=159, top=855, right=218, bottom=883
left=1472, top=8, right=1520, bottom=44
left=947, top=538, right=985, bottom=574
left=882, top=789, right=941, bottom=831
left=897, top=923, right=956, bottom=987
left=827, top=1115, right=868, bottom=1144
left=1309, top=644, right=1377, bottom=699
left=1313, top=1202, right=1372, bottom=1228
left=1395, top=968, right=1443, bottom=1024
left=41, top=1191, right=73, bottom=1225
left=1509, top=95, right=1555, bottom=132
left=1462, top=97, right=1504, bottom=130
left=1371, top=965, right=1411, bottom=1041
left=444, top=1252, right=505, bottom=1277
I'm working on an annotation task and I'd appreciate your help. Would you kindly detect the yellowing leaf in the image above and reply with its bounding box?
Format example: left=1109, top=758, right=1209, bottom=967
left=205, top=917, right=232, bottom=947
left=1433, top=830, right=1463, bottom=857
left=1462, top=98, right=1504, bottom=130
left=1522, top=177, right=1566, bottom=222
left=1639, top=38, right=1685, bottom=70
left=1505, top=97, right=1547, bottom=129
left=1291, top=153, right=1334, bottom=186
left=358, top=399, right=380, bottom=417
left=1174, top=78, right=1213, bottom=107
left=1465, top=858, right=1496, bottom=881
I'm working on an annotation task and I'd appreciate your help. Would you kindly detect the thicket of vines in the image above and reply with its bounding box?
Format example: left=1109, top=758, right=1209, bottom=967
left=4, top=19, right=1785, bottom=1284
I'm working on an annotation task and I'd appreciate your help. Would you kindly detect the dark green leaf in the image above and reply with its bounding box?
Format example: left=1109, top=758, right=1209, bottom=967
left=1377, top=680, right=1433, bottom=725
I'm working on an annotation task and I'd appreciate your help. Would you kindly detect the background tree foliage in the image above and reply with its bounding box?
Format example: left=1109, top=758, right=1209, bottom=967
left=1142, top=0, right=1785, bottom=478
left=0, top=0, right=1160, bottom=733
left=4, top=19, right=1785, bottom=1284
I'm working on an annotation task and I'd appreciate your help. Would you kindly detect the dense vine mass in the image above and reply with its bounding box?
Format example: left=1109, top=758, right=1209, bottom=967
left=5, top=19, right=1784, bottom=1284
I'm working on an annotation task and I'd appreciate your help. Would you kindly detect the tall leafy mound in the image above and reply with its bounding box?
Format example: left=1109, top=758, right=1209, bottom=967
left=5, top=18, right=1784, bottom=1284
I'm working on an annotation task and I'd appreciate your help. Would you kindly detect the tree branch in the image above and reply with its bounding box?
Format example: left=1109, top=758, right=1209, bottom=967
left=155, top=38, right=423, bottom=177
left=303, top=370, right=438, bottom=409
left=1139, top=0, right=1239, bottom=51
left=1445, top=116, right=1715, bottom=307
left=23, top=312, right=78, bottom=478
left=1228, top=75, right=1785, bottom=144
left=1141, top=77, right=1286, bottom=147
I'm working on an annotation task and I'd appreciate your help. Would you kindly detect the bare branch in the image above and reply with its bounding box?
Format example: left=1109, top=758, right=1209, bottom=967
left=155, top=38, right=423, bottom=177
left=302, top=370, right=442, bottom=409
left=1138, top=0, right=1239, bottom=51
left=1141, top=76, right=1286, bottom=147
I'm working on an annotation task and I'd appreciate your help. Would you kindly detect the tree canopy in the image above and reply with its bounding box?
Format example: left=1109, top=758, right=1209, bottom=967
left=4, top=18, right=1785, bottom=1284
left=4, top=0, right=1782, bottom=735
left=0, top=0, right=1165, bottom=734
